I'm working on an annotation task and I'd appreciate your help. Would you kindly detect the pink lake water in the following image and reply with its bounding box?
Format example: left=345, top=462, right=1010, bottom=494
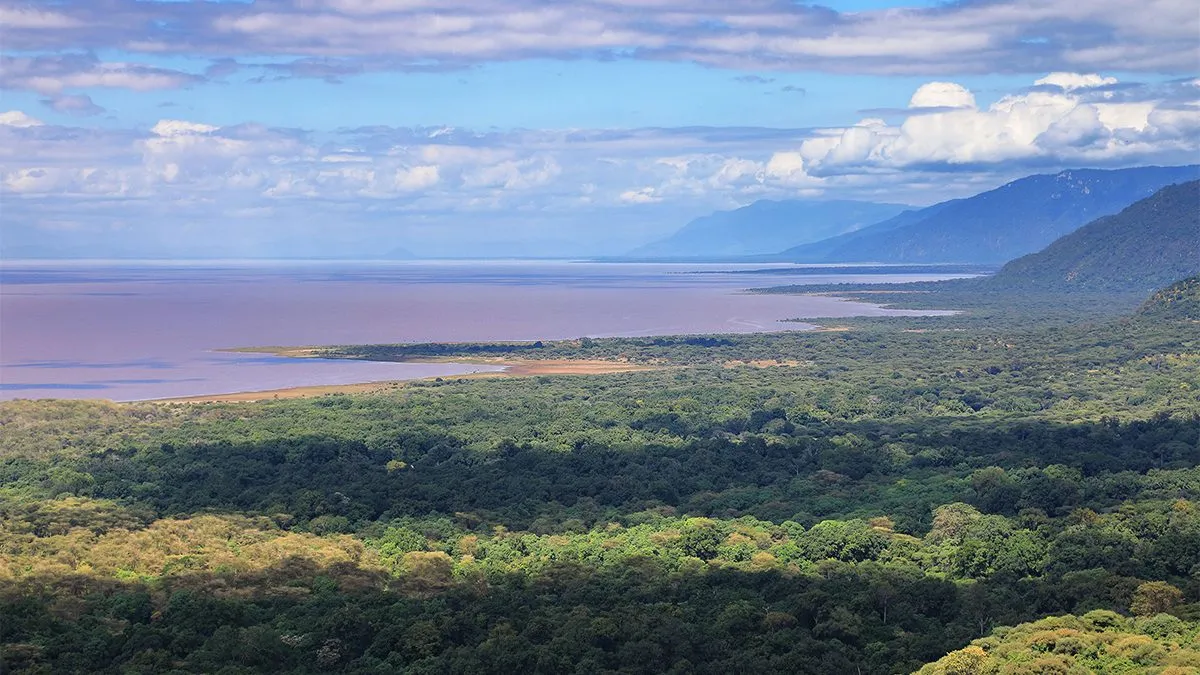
left=0, top=260, right=965, bottom=401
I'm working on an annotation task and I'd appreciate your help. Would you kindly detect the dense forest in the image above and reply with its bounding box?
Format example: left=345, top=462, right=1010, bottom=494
left=2, top=279, right=1199, bottom=673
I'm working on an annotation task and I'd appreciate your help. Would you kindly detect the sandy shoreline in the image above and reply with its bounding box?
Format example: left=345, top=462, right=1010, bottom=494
left=150, top=321, right=846, bottom=404
left=152, top=357, right=661, bottom=403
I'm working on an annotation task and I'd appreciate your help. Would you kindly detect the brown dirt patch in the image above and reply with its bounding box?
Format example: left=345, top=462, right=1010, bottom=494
left=723, top=359, right=805, bottom=369
left=497, top=360, right=659, bottom=376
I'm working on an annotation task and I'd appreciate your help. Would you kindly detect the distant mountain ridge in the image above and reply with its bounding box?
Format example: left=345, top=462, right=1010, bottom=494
left=779, top=165, right=1200, bottom=264
left=770, top=202, right=957, bottom=262
left=627, top=199, right=910, bottom=258
left=985, top=181, right=1200, bottom=292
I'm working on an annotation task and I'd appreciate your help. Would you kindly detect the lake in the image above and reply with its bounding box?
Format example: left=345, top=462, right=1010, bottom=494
left=0, top=260, right=966, bottom=401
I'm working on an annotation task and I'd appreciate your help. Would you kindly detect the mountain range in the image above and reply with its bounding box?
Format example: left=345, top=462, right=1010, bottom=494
left=776, top=165, right=1200, bottom=264
left=626, top=200, right=910, bottom=258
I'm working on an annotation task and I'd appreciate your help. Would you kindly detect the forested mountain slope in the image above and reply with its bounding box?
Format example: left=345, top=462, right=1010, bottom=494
left=1140, top=276, right=1200, bottom=321
left=987, top=181, right=1200, bottom=292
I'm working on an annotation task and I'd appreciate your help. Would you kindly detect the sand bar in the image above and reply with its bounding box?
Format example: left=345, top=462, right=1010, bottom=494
left=153, top=358, right=661, bottom=403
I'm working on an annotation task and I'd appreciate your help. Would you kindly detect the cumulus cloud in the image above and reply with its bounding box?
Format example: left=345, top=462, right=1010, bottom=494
left=909, top=82, right=976, bottom=109
left=796, top=73, right=1200, bottom=175
left=764, top=152, right=809, bottom=184
left=0, top=0, right=1195, bottom=76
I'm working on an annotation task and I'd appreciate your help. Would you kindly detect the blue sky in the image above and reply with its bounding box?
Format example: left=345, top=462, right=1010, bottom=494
left=5, top=58, right=1043, bottom=130
left=1, top=0, right=1197, bottom=257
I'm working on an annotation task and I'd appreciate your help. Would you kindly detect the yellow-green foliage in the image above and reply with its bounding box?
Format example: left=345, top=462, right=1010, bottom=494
left=0, top=504, right=382, bottom=583
left=916, top=612, right=1200, bottom=674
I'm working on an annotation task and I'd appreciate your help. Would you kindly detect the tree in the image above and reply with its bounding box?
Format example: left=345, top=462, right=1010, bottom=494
left=401, top=551, right=455, bottom=593
left=1130, top=581, right=1183, bottom=617
left=926, top=645, right=987, bottom=675
left=678, top=518, right=723, bottom=560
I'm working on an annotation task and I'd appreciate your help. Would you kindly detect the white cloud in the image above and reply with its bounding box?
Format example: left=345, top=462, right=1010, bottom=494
left=416, top=145, right=514, bottom=166
left=798, top=73, right=1200, bottom=174
left=150, top=120, right=220, bottom=137
left=909, top=82, right=976, bottom=109
left=1035, top=72, right=1119, bottom=91
left=0, top=111, right=44, bottom=127
left=708, top=158, right=761, bottom=188
left=462, top=156, right=561, bottom=190
left=764, top=151, right=806, bottom=181
left=393, top=165, right=440, bottom=190
left=4, top=167, right=60, bottom=193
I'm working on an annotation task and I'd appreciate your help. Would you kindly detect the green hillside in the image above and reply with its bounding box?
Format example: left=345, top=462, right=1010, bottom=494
left=1139, top=276, right=1200, bottom=321
left=987, top=181, right=1200, bottom=292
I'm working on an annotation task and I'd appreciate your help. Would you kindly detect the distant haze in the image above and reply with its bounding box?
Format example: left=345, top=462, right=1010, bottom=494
left=627, top=200, right=911, bottom=258
left=10, top=164, right=1196, bottom=262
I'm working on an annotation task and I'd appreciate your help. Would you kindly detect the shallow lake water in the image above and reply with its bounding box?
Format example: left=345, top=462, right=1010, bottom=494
left=0, top=260, right=965, bottom=401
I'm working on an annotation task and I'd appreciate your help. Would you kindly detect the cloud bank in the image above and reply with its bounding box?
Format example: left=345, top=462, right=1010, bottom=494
left=3, top=0, right=1197, bottom=85
left=2, top=73, right=1197, bottom=256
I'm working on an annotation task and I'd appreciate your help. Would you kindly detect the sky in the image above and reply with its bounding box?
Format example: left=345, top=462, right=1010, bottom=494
left=1, top=0, right=1198, bottom=258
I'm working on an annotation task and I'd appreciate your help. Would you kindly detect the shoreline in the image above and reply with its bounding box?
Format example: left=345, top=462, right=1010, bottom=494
left=150, top=358, right=662, bottom=403
left=164, top=324, right=859, bottom=404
